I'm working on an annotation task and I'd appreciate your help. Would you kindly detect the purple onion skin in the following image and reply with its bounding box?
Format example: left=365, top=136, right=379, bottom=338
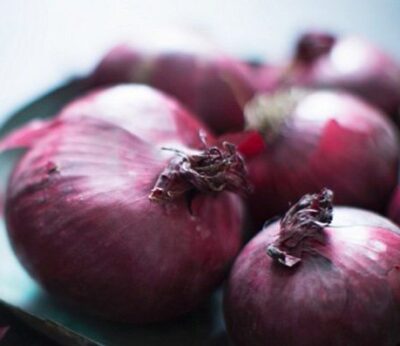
left=243, top=91, right=399, bottom=229
left=224, top=207, right=400, bottom=346
left=90, top=44, right=256, bottom=134
left=288, top=33, right=400, bottom=118
left=58, top=84, right=211, bottom=149
left=5, top=117, right=244, bottom=323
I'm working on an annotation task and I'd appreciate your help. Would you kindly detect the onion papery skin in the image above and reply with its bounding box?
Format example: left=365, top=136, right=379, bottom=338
left=224, top=206, right=400, bottom=346
left=59, top=84, right=212, bottom=149
left=287, top=33, right=400, bottom=118
left=238, top=90, right=399, bottom=229
left=90, top=42, right=256, bottom=134
left=5, top=117, right=244, bottom=323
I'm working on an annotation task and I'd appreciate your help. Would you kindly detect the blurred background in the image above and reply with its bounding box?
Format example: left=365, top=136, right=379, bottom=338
left=0, top=0, right=400, bottom=123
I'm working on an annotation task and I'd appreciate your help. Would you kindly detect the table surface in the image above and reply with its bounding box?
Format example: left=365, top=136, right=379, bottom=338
left=0, top=0, right=400, bottom=124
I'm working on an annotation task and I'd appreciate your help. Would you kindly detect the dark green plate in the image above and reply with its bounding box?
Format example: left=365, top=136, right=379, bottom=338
left=0, top=80, right=229, bottom=346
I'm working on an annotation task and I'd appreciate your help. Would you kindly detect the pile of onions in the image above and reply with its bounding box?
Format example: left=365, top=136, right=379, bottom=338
left=0, top=85, right=249, bottom=323
left=285, top=32, right=400, bottom=118
left=224, top=188, right=400, bottom=346
left=90, top=35, right=256, bottom=134
left=227, top=89, right=399, bottom=229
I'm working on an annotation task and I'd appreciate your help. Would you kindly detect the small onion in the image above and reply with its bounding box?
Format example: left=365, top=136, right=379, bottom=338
left=224, top=189, right=400, bottom=346
left=286, top=32, right=400, bottom=118
left=1, top=86, right=249, bottom=323
left=90, top=38, right=256, bottom=134
left=227, top=89, right=399, bottom=229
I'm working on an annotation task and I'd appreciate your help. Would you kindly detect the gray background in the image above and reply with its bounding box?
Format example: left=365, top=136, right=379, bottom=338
left=0, top=0, right=399, bottom=122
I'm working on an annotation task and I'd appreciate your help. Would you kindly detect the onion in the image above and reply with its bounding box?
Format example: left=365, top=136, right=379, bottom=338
left=1, top=87, right=250, bottom=323
left=227, top=89, right=399, bottom=230
left=90, top=39, right=256, bottom=134
left=286, top=32, right=400, bottom=118
left=224, top=189, right=400, bottom=346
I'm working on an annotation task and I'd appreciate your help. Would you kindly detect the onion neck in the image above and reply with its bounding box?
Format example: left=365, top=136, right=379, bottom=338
left=149, top=140, right=251, bottom=203
left=267, top=188, right=333, bottom=267
left=244, top=89, right=308, bottom=143
left=294, top=32, right=336, bottom=65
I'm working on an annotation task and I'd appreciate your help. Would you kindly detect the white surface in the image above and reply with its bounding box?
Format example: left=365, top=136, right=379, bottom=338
left=0, top=0, right=399, bottom=122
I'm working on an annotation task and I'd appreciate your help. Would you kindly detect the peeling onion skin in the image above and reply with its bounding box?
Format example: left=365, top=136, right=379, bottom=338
left=4, top=118, right=244, bottom=323
left=287, top=33, right=400, bottom=118
left=235, top=90, right=400, bottom=230
left=224, top=197, right=400, bottom=346
left=90, top=43, right=256, bottom=134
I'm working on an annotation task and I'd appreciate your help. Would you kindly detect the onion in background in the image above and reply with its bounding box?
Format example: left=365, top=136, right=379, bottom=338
left=90, top=32, right=257, bottom=134
left=285, top=32, right=400, bottom=119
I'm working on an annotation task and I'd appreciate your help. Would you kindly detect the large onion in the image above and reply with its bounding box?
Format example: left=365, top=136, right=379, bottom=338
left=286, top=32, right=400, bottom=118
left=224, top=189, right=400, bottom=346
left=1, top=86, right=249, bottom=323
left=228, top=89, right=399, bottom=229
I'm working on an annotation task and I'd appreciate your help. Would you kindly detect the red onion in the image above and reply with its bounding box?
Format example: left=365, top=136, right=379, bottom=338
left=286, top=32, right=400, bottom=118
left=227, top=89, right=399, bottom=229
left=224, top=189, right=400, bottom=346
left=90, top=39, right=256, bottom=134
left=1, top=87, right=249, bottom=323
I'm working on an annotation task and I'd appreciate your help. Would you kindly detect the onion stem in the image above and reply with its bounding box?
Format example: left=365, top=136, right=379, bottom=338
left=149, top=140, right=251, bottom=203
left=267, top=188, right=333, bottom=267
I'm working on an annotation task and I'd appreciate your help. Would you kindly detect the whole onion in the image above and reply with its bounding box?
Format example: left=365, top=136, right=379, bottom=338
left=286, top=32, right=400, bottom=118
left=90, top=37, right=256, bottom=134
left=228, top=89, right=399, bottom=229
left=224, top=189, right=400, bottom=346
left=1, top=86, right=249, bottom=323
